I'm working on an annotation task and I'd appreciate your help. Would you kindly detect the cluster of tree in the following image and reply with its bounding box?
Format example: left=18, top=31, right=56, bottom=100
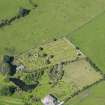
left=9, top=78, right=39, bottom=92
left=37, top=46, right=55, bottom=65
left=16, top=70, right=44, bottom=84
left=0, top=8, right=30, bottom=28
left=86, top=57, right=105, bottom=77
left=0, top=55, right=17, bottom=75
left=0, top=84, right=16, bottom=96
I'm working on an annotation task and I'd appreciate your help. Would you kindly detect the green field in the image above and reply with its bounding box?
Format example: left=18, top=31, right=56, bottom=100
left=15, top=39, right=103, bottom=105
left=1, top=0, right=105, bottom=105
left=0, top=96, right=24, bottom=105
left=63, top=59, right=103, bottom=91
left=65, top=81, right=105, bottom=105
left=1, top=0, right=105, bottom=56
left=0, top=0, right=32, bottom=19
left=16, top=38, right=77, bottom=71
left=69, top=11, right=105, bottom=73
left=66, top=3, right=105, bottom=105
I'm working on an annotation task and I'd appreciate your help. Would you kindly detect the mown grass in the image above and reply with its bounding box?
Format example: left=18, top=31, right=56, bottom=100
left=66, top=7, right=105, bottom=105
left=0, top=0, right=32, bottom=19
left=63, top=59, right=103, bottom=91
left=16, top=38, right=77, bottom=71
left=0, top=0, right=105, bottom=56
left=0, top=96, right=24, bottom=105
left=1, top=0, right=105, bottom=105
left=69, top=11, right=105, bottom=73
left=65, top=81, right=105, bottom=105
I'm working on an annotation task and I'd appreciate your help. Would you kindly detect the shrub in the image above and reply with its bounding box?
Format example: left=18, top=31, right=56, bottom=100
left=0, top=63, right=11, bottom=75
left=0, top=84, right=16, bottom=96
left=18, top=8, right=30, bottom=17
left=39, top=47, right=43, bottom=51
left=42, top=53, right=47, bottom=57
left=53, top=38, right=57, bottom=41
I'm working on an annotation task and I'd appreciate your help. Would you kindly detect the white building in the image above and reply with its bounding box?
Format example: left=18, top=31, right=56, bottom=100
left=41, top=94, right=64, bottom=105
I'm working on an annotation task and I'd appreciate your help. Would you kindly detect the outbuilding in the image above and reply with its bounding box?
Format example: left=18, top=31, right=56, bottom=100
left=41, top=94, right=64, bottom=105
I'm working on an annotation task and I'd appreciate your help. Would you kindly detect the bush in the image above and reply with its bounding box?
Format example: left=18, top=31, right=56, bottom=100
left=0, top=63, right=11, bottom=74
left=16, top=70, right=44, bottom=84
left=18, top=8, right=30, bottom=17
left=3, top=55, right=10, bottom=63
left=42, top=53, right=47, bottom=57
left=0, top=84, right=16, bottom=96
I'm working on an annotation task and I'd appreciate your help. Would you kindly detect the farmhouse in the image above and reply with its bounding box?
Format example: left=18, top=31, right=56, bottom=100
left=41, top=94, right=64, bottom=105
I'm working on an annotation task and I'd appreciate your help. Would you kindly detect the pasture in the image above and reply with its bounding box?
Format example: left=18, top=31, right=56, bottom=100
left=69, top=11, right=105, bottom=73
left=65, top=81, right=105, bottom=105
left=0, top=0, right=105, bottom=56
left=0, top=0, right=32, bottom=19
left=63, top=59, right=103, bottom=91
left=0, top=96, right=24, bottom=105
left=19, top=39, right=103, bottom=105
left=1, top=0, right=105, bottom=105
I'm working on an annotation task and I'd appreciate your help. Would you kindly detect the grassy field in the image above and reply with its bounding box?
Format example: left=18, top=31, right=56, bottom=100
left=66, top=4, right=105, bottom=105
left=65, top=81, right=105, bottom=105
left=63, top=59, right=103, bottom=91
left=0, top=0, right=105, bottom=56
left=0, top=96, right=24, bottom=105
left=16, top=38, right=77, bottom=70
left=19, top=39, right=102, bottom=105
left=0, top=0, right=32, bottom=19
left=0, top=74, right=25, bottom=105
left=1, top=0, right=105, bottom=105
left=69, top=11, right=105, bottom=73
left=31, top=57, right=103, bottom=105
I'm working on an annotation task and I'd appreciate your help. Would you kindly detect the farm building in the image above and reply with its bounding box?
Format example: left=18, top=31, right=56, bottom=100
left=41, top=94, right=64, bottom=105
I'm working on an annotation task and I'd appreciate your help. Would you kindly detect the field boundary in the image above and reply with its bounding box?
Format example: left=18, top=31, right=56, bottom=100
left=63, top=41, right=105, bottom=104
left=66, top=10, right=105, bottom=38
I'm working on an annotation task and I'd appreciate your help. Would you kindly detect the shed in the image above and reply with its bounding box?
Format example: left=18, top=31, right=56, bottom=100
left=41, top=94, right=64, bottom=105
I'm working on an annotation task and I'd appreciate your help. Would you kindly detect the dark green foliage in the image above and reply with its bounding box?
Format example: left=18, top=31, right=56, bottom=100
left=18, top=8, right=30, bottom=17
left=34, top=4, right=38, bottom=8
left=39, top=47, right=43, bottom=51
left=3, top=55, right=10, bottom=63
left=42, top=53, right=48, bottom=57
left=3, top=55, right=14, bottom=64
left=0, top=63, right=11, bottom=75
left=46, top=59, right=51, bottom=64
left=0, top=55, right=16, bottom=75
left=0, top=84, right=16, bottom=96
left=20, top=70, right=44, bottom=84
left=76, top=46, right=80, bottom=50
left=9, top=78, right=39, bottom=91
left=53, top=38, right=57, bottom=41
left=50, top=55, right=54, bottom=59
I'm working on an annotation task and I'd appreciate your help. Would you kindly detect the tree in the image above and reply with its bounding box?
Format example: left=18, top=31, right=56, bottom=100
left=3, top=55, right=10, bottom=63
left=0, top=55, right=16, bottom=75
left=18, top=8, right=30, bottom=17
left=0, top=63, right=11, bottom=75
left=0, top=84, right=16, bottom=96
